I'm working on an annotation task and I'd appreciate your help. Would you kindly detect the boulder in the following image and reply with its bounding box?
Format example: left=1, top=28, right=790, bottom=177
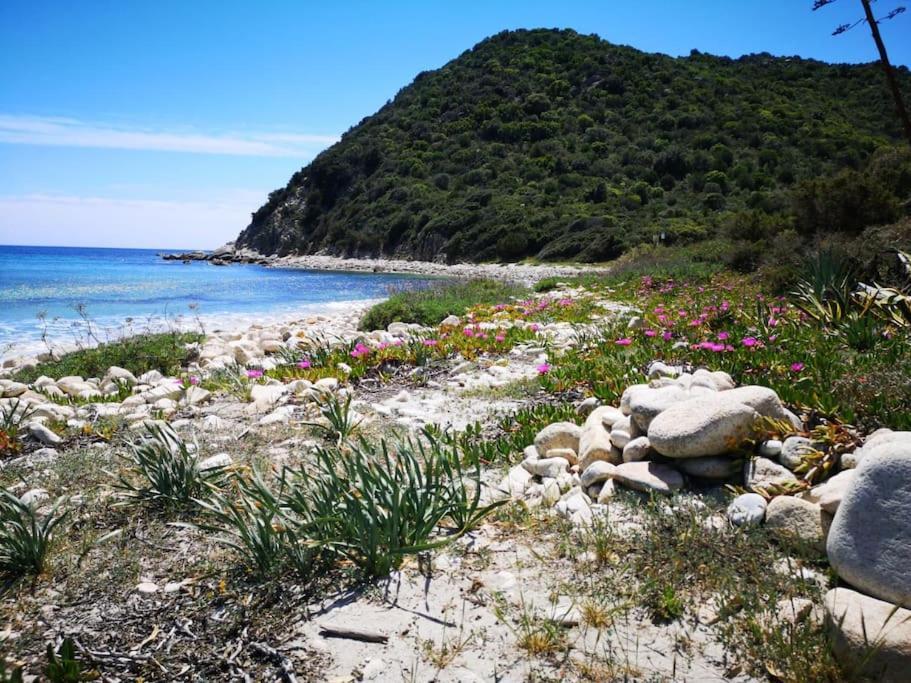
left=827, top=440, right=911, bottom=608
left=648, top=395, right=758, bottom=458
left=492, top=465, right=533, bottom=500
left=597, top=406, right=625, bottom=429
left=103, top=366, right=138, bottom=385
left=533, top=422, right=582, bottom=456
left=183, top=386, right=211, bottom=406
left=575, top=396, right=600, bottom=417
left=628, top=385, right=688, bottom=431
left=765, top=495, right=830, bottom=553
left=580, top=461, right=616, bottom=487
left=622, top=436, right=652, bottom=463
left=677, top=455, right=742, bottom=480
left=801, top=469, right=856, bottom=514
left=722, top=385, right=790, bottom=421
left=0, top=380, right=27, bottom=398
left=825, top=588, right=911, bottom=682
left=612, top=461, right=683, bottom=495
left=578, top=407, right=617, bottom=469
left=727, top=492, right=767, bottom=527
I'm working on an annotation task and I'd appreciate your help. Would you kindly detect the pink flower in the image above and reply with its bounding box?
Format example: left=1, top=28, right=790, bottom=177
left=536, top=363, right=551, bottom=374
left=297, top=360, right=311, bottom=369
left=717, top=331, right=729, bottom=341
left=615, top=338, right=632, bottom=346
left=529, top=323, right=540, bottom=332
left=495, top=334, right=506, bottom=342
left=463, top=328, right=475, bottom=337
left=644, top=329, right=657, bottom=337
left=790, top=362, right=805, bottom=373
left=189, top=376, right=199, bottom=385
left=245, top=369, right=263, bottom=379
left=423, top=339, right=438, bottom=346
left=662, top=331, right=674, bottom=342
left=350, top=342, right=371, bottom=358
left=558, top=298, right=573, bottom=307
left=741, top=337, right=758, bottom=348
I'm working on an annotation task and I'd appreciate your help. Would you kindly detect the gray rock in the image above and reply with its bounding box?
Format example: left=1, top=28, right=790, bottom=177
left=827, top=439, right=911, bottom=608
left=825, top=588, right=911, bottom=682
left=27, top=422, right=63, bottom=446
left=597, top=406, right=625, bottom=428
left=103, top=366, right=138, bottom=385
left=534, top=422, right=582, bottom=456
left=759, top=439, right=783, bottom=458
left=580, top=461, right=616, bottom=487
left=647, top=360, right=679, bottom=379
left=765, top=495, right=830, bottom=554
left=525, top=457, right=571, bottom=479
left=780, top=436, right=814, bottom=470
left=628, top=385, right=688, bottom=431
left=612, top=461, right=683, bottom=495
left=578, top=407, right=618, bottom=469
left=648, top=395, right=758, bottom=458
left=677, top=455, right=742, bottom=480
left=575, top=396, right=600, bottom=417
left=801, top=469, right=856, bottom=514
left=622, top=436, right=652, bottom=463
left=727, top=492, right=767, bottom=527
left=722, top=385, right=790, bottom=421
left=745, top=457, right=799, bottom=491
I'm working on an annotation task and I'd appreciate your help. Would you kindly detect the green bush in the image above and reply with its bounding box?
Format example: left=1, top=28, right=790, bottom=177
left=359, top=279, right=528, bottom=330
left=12, top=332, right=202, bottom=384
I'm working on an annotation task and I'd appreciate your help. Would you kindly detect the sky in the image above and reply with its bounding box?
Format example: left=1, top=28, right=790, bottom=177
left=1, top=1, right=909, bottom=250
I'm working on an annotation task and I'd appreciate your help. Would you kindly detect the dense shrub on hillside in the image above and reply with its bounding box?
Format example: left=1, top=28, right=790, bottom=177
left=236, top=28, right=910, bottom=263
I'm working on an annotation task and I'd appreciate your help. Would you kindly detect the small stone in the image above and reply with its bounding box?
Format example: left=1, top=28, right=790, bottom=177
left=622, top=436, right=652, bottom=463
left=27, top=422, right=63, bottom=446
left=727, top=492, right=767, bottom=527
left=136, top=582, right=159, bottom=594
left=780, top=436, right=814, bottom=470
left=544, top=447, right=578, bottom=465
left=800, top=469, right=855, bottom=514
left=575, top=396, right=600, bottom=417
left=745, top=457, right=799, bottom=491
left=596, top=479, right=617, bottom=503
left=198, top=453, right=232, bottom=471
left=759, top=439, right=783, bottom=458
left=765, top=496, right=830, bottom=554
left=19, top=488, right=49, bottom=507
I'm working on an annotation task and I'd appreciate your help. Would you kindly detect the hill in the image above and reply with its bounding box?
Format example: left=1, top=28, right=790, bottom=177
left=236, top=28, right=910, bottom=263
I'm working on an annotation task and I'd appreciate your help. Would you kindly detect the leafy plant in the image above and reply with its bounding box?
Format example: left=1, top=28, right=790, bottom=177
left=304, top=392, right=362, bottom=445
left=0, top=488, right=69, bottom=590
left=111, top=422, right=225, bottom=509
left=45, top=639, right=86, bottom=682
left=0, top=400, right=34, bottom=457
left=791, top=248, right=857, bottom=324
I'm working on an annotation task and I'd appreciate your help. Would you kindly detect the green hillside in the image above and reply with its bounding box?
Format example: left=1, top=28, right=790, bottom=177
left=236, top=28, right=910, bottom=263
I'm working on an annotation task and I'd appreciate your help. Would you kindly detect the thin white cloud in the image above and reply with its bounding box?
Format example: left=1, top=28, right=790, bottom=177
left=0, top=114, right=339, bottom=157
left=0, top=192, right=264, bottom=249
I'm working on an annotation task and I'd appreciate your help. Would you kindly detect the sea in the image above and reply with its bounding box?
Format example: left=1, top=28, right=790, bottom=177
left=0, top=245, right=433, bottom=359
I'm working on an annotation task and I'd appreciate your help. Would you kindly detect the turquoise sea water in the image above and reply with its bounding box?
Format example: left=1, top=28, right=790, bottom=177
left=0, top=245, right=432, bottom=357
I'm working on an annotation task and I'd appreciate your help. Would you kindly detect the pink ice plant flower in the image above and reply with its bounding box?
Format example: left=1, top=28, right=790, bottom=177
left=350, top=342, right=371, bottom=358
left=495, top=333, right=506, bottom=342
left=790, top=362, right=805, bottom=373
left=463, top=327, right=475, bottom=337
left=741, top=337, right=759, bottom=348
left=297, top=360, right=311, bottom=369
left=536, top=363, right=551, bottom=374
left=245, top=369, right=263, bottom=379
left=717, top=331, right=730, bottom=341
left=644, top=329, right=657, bottom=337
left=662, top=331, right=674, bottom=341
left=615, top=338, right=632, bottom=346
left=529, top=323, right=540, bottom=332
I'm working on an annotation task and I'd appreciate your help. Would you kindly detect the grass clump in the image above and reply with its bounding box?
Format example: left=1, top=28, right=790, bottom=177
left=0, top=400, right=34, bottom=458
left=0, top=488, right=68, bottom=592
left=359, top=279, right=528, bottom=331
left=111, top=422, right=226, bottom=510
left=200, top=431, right=504, bottom=579
left=12, top=331, right=202, bottom=384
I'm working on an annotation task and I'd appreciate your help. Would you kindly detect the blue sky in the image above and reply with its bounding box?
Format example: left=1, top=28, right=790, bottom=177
left=1, top=1, right=909, bottom=249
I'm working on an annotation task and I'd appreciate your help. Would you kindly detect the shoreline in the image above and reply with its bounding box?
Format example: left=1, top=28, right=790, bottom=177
left=0, top=298, right=381, bottom=371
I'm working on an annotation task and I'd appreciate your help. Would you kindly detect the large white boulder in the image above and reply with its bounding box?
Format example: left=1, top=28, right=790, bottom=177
left=612, top=461, right=683, bottom=495
left=628, top=385, right=688, bottom=431
left=648, top=395, right=758, bottom=458
left=825, top=588, right=911, bottom=682
left=533, top=422, right=582, bottom=456
left=765, top=495, right=830, bottom=554
left=827, top=438, right=911, bottom=608
left=578, top=407, right=618, bottom=470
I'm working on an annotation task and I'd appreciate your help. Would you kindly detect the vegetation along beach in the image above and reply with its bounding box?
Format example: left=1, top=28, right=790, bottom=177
left=1, top=2, right=911, bottom=681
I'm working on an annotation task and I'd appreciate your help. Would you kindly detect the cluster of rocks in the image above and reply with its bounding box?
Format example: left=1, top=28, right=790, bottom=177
left=491, top=361, right=911, bottom=679
left=160, top=242, right=271, bottom=266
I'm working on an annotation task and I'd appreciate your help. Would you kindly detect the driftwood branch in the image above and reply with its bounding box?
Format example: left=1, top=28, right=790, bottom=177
left=318, top=625, right=389, bottom=643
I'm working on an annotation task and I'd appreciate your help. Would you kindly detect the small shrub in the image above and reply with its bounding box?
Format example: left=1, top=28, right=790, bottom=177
left=0, top=488, right=68, bottom=591
left=359, top=279, right=528, bottom=331
left=0, top=400, right=34, bottom=458
left=12, top=332, right=202, bottom=385
left=111, top=422, right=225, bottom=509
